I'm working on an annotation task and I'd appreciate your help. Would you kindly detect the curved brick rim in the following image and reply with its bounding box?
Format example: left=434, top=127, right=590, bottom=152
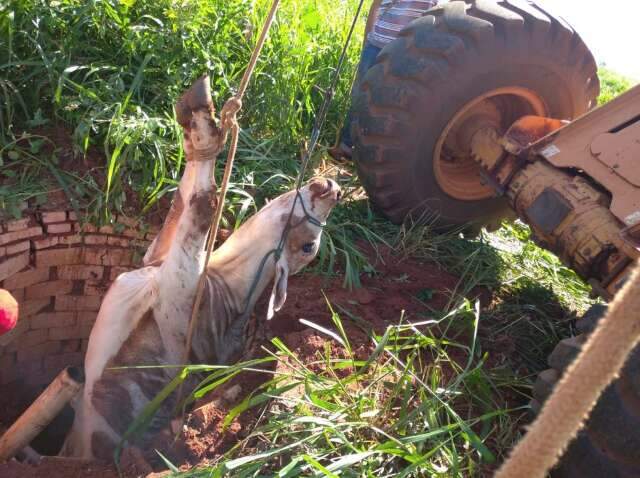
left=0, top=210, right=157, bottom=389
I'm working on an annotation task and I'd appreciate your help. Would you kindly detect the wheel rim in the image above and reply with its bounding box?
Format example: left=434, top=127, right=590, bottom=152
left=433, top=87, right=547, bottom=201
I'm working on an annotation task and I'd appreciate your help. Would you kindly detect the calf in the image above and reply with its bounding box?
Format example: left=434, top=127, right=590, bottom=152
left=61, top=77, right=341, bottom=460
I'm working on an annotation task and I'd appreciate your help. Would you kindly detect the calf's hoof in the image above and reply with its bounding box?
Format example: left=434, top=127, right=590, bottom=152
left=175, top=75, right=214, bottom=127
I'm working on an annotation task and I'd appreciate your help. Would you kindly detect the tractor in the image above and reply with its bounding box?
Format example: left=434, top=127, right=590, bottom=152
left=350, top=1, right=640, bottom=476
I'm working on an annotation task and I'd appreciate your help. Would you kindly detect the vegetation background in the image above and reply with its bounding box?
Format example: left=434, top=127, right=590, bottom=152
left=0, top=0, right=636, bottom=476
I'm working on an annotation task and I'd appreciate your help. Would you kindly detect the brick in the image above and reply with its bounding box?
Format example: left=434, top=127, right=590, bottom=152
left=80, top=318, right=96, bottom=335
left=36, top=247, right=82, bottom=267
left=17, top=340, right=60, bottom=362
left=98, top=225, right=114, bottom=234
left=84, top=234, right=108, bottom=245
left=0, top=226, right=43, bottom=246
left=21, top=298, right=51, bottom=317
left=16, top=358, right=43, bottom=376
left=30, top=312, right=77, bottom=329
left=77, top=311, right=98, bottom=325
left=0, top=252, right=30, bottom=281
left=49, top=325, right=87, bottom=341
left=6, top=240, right=30, bottom=255
left=110, top=267, right=131, bottom=280
left=84, top=248, right=132, bottom=267
left=26, top=280, right=73, bottom=299
left=6, top=217, right=32, bottom=232
left=35, top=235, right=81, bottom=248
left=3, top=267, right=49, bottom=289
left=34, top=236, right=60, bottom=249
left=85, top=280, right=109, bottom=296
left=0, top=319, right=28, bottom=346
left=131, top=239, right=150, bottom=249
left=59, top=234, right=83, bottom=246
left=42, top=211, right=67, bottom=223
left=80, top=223, right=98, bottom=233
left=45, top=352, right=84, bottom=373
left=9, top=288, right=24, bottom=303
left=46, top=222, right=72, bottom=234
left=68, top=211, right=79, bottom=221
left=107, top=236, right=130, bottom=247
left=55, top=295, right=102, bottom=311
left=24, top=329, right=49, bottom=346
left=58, top=265, right=104, bottom=281
left=122, top=228, right=144, bottom=239
left=61, top=339, right=81, bottom=353
left=116, top=215, right=138, bottom=228
left=0, top=246, right=5, bottom=257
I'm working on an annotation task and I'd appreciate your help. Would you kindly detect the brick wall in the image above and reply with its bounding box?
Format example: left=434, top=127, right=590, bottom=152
left=0, top=211, right=158, bottom=388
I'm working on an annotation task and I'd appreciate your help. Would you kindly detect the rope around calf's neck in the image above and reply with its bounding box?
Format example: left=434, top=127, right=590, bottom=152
left=178, top=0, right=367, bottom=408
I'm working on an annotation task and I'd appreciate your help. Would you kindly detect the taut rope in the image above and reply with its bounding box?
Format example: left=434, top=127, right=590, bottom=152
left=182, top=0, right=282, bottom=369
left=178, top=0, right=367, bottom=408
left=495, top=262, right=640, bottom=478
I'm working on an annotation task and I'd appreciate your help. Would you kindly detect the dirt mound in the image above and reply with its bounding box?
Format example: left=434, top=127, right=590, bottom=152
left=270, top=246, right=460, bottom=337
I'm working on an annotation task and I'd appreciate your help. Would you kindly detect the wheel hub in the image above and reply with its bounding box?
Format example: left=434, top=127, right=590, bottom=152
left=433, top=87, right=547, bottom=201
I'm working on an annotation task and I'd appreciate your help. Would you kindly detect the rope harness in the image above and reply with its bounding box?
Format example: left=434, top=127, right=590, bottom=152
left=179, top=0, right=367, bottom=392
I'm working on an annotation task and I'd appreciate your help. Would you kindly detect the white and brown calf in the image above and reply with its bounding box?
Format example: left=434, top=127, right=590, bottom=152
left=60, top=77, right=340, bottom=460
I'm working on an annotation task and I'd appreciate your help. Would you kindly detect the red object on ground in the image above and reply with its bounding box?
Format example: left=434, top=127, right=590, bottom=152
left=0, top=289, right=18, bottom=335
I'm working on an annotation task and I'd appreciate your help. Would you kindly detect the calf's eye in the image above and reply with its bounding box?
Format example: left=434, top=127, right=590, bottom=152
left=302, top=242, right=314, bottom=254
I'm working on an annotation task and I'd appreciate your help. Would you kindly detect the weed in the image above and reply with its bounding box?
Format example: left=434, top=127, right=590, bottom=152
left=1, top=0, right=362, bottom=220
left=143, top=302, right=526, bottom=477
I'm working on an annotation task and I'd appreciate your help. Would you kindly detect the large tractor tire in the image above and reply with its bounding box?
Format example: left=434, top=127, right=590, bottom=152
left=352, top=0, right=599, bottom=228
left=533, top=305, right=640, bottom=477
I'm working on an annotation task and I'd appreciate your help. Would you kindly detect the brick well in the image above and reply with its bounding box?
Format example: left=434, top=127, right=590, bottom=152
left=0, top=210, right=157, bottom=394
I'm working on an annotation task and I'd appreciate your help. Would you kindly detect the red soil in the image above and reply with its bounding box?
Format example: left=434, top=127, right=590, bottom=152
left=0, top=246, right=469, bottom=477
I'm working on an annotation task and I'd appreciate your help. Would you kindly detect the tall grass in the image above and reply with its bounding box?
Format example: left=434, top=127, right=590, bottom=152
left=597, top=67, right=636, bottom=104
left=1, top=0, right=362, bottom=220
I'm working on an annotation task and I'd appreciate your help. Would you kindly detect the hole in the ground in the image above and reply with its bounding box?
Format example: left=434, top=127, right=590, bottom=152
left=0, top=379, right=77, bottom=458
left=0, top=208, right=153, bottom=464
left=29, top=404, right=75, bottom=456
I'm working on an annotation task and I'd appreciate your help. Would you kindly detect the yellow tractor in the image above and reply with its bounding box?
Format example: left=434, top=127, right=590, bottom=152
left=351, top=1, right=640, bottom=476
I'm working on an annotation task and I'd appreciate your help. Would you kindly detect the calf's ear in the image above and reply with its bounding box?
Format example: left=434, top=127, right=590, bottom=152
left=267, top=258, right=289, bottom=320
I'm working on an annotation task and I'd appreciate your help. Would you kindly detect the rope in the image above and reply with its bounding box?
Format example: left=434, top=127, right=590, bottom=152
left=495, top=262, right=640, bottom=478
left=178, top=0, right=367, bottom=406
left=182, top=0, right=281, bottom=368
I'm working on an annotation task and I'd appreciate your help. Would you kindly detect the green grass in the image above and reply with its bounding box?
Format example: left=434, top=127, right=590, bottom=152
left=597, top=67, right=636, bottom=104
left=129, top=299, right=528, bottom=477
left=0, top=0, right=362, bottom=222
left=1, top=1, right=638, bottom=475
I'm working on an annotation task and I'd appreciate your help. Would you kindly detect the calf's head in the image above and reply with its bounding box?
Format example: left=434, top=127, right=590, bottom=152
left=209, top=177, right=341, bottom=320
left=263, top=177, right=341, bottom=318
